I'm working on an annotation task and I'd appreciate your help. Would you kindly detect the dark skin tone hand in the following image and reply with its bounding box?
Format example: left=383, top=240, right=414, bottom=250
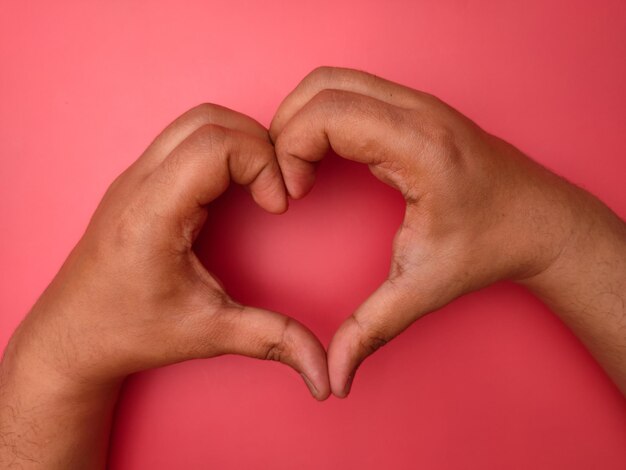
left=269, top=67, right=626, bottom=398
left=0, top=103, right=330, bottom=469
left=1, top=67, right=625, bottom=469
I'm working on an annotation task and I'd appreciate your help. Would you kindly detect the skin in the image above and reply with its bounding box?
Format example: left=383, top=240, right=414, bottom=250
left=0, top=104, right=331, bottom=469
left=269, top=67, right=626, bottom=397
left=1, top=66, right=625, bottom=468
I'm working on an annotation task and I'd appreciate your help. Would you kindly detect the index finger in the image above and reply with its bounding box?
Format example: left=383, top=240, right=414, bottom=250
left=269, top=66, right=431, bottom=140
left=271, top=88, right=425, bottom=199
left=135, top=103, right=272, bottom=179
left=142, top=122, right=288, bottom=237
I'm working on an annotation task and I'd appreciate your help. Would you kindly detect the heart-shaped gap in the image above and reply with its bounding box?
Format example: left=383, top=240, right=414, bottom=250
left=195, top=152, right=405, bottom=345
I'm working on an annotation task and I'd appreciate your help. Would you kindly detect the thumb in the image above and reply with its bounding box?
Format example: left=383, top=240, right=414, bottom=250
left=327, top=278, right=423, bottom=398
left=216, top=304, right=330, bottom=400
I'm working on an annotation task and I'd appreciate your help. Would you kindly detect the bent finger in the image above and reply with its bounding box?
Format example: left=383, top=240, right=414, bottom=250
left=134, top=103, right=271, bottom=178
left=146, top=123, right=287, bottom=221
left=270, top=66, right=431, bottom=139
left=272, top=89, right=420, bottom=199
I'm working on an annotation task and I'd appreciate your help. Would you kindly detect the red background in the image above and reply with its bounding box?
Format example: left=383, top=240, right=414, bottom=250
left=1, top=1, right=625, bottom=468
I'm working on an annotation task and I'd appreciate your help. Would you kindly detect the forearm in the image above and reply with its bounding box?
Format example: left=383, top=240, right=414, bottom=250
left=520, top=182, right=626, bottom=394
left=0, top=327, right=122, bottom=470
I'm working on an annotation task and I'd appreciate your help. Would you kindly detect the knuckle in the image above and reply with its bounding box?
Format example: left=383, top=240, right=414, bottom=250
left=311, top=88, right=345, bottom=110
left=192, top=123, right=229, bottom=151
left=407, top=110, right=461, bottom=167
left=106, top=171, right=126, bottom=193
left=264, top=343, right=284, bottom=362
left=359, top=329, right=388, bottom=355
left=426, top=120, right=456, bottom=150
left=263, top=316, right=291, bottom=362
left=111, top=204, right=146, bottom=248
left=306, top=65, right=337, bottom=86
left=152, top=123, right=229, bottom=190
left=101, top=170, right=129, bottom=201
left=351, top=315, right=389, bottom=355
left=429, top=123, right=462, bottom=168
left=306, top=66, right=371, bottom=93
left=174, top=103, right=220, bottom=129
left=190, top=102, right=221, bottom=123
left=195, top=121, right=227, bottom=137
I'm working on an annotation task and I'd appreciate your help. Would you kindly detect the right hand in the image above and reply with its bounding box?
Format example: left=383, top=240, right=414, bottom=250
left=270, top=66, right=587, bottom=397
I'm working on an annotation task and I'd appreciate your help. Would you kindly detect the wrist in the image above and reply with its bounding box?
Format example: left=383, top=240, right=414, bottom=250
left=1, top=311, right=124, bottom=401
left=1, top=336, right=121, bottom=470
left=1, top=348, right=120, bottom=409
left=497, top=148, right=588, bottom=284
left=517, top=180, right=626, bottom=292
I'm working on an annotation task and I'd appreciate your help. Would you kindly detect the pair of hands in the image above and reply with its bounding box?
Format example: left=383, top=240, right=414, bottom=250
left=2, top=67, right=623, bottom=408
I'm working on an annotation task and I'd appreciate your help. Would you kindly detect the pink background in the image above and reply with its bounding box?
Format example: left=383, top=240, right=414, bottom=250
left=1, top=0, right=625, bottom=468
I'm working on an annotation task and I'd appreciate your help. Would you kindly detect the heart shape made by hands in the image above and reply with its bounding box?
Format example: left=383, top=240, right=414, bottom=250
left=195, top=153, right=405, bottom=394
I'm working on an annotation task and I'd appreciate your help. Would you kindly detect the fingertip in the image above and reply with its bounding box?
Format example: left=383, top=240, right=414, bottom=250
left=302, top=373, right=330, bottom=401
left=333, top=373, right=354, bottom=399
left=274, top=140, right=318, bottom=200
left=262, top=193, right=289, bottom=214
left=327, top=321, right=362, bottom=398
left=284, top=171, right=316, bottom=200
left=249, top=161, right=289, bottom=214
left=303, top=344, right=331, bottom=402
left=330, top=370, right=356, bottom=398
left=282, top=317, right=330, bottom=401
left=251, top=192, right=287, bottom=215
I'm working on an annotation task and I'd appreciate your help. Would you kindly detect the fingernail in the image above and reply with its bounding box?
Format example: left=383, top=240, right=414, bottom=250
left=342, top=374, right=354, bottom=397
left=300, top=373, right=318, bottom=398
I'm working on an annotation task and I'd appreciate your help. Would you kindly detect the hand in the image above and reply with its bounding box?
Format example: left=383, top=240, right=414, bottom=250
left=1, top=104, right=335, bottom=469
left=269, top=66, right=626, bottom=397
left=3, top=103, right=331, bottom=398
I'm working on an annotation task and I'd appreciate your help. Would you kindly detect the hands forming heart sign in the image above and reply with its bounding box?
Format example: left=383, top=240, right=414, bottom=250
left=2, top=67, right=625, bottom=443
